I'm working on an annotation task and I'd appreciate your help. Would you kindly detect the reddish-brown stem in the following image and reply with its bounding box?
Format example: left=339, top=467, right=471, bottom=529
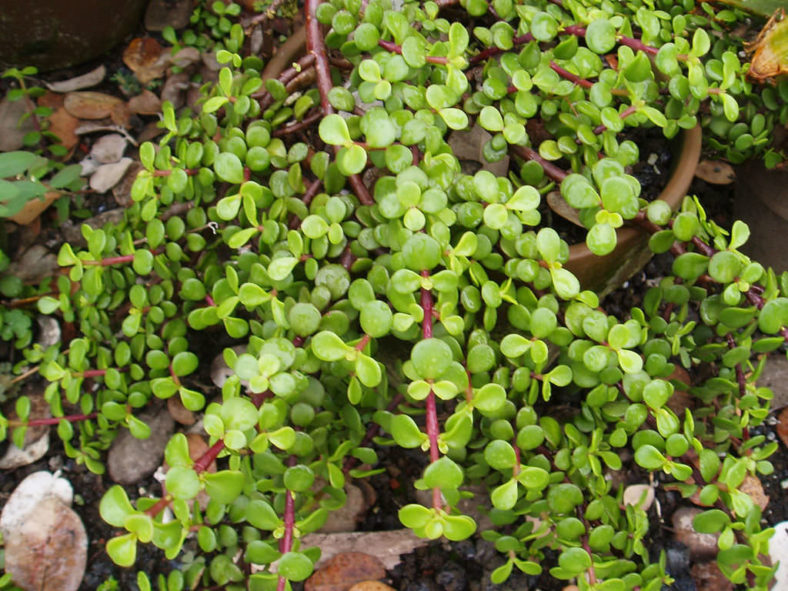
left=618, top=35, right=659, bottom=56
left=470, top=33, right=533, bottom=64
left=9, top=412, right=97, bottom=427
left=83, top=249, right=161, bottom=267
left=274, top=110, right=323, bottom=137
left=593, top=104, right=637, bottom=134
left=511, top=145, right=568, bottom=182
left=277, top=456, right=298, bottom=591
left=420, top=271, right=442, bottom=510
left=153, top=168, right=200, bottom=177
left=194, top=439, right=225, bottom=473
left=378, top=40, right=448, bottom=64
left=306, top=0, right=373, bottom=206
left=355, top=334, right=371, bottom=350
left=550, top=61, right=592, bottom=89
left=82, top=369, right=108, bottom=378
left=289, top=178, right=323, bottom=229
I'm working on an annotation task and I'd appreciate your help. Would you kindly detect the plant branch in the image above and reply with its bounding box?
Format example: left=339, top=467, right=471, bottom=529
left=510, top=145, right=569, bottom=182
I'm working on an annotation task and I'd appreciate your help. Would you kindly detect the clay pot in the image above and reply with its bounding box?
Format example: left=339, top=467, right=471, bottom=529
left=0, top=0, right=148, bottom=71
left=733, top=161, right=788, bottom=274
left=565, top=126, right=702, bottom=295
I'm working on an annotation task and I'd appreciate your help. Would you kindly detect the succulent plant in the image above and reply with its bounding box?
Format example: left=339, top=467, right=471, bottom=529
left=1, top=1, right=787, bottom=590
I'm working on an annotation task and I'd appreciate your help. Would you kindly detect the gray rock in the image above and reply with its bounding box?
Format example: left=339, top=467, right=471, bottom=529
left=672, top=507, right=719, bottom=560
left=758, top=353, right=788, bottom=410
left=108, top=409, right=174, bottom=485
left=60, top=209, right=126, bottom=247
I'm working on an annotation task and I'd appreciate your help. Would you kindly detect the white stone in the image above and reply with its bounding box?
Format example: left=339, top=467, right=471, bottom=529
left=769, top=520, right=788, bottom=590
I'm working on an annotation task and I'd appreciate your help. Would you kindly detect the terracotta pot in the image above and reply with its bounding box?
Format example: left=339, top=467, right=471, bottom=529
left=733, top=161, right=788, bottom=274
left=564, top=126, right=702, bottom=295
left=0, top=0, right=148, bottom=71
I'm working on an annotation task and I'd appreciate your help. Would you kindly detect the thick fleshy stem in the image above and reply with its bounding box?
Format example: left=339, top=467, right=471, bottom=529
left=277, top=456, right=298, bottom=591
left=421, top=270, right=443, bottom=510
left=9, top=412, right=97, bottom=427
left=305, top=0, right=373, bottom=206
left=378, top=40, right=449, bottom=64
left=83, top=249, right=162, bottom=267
left=470, top=33, right=533, bottom=64
left=563, top=25, right=659, bottom=56
left=274, top=109, right=324, bottom=137
left=510, top=145, right=569, bottom=183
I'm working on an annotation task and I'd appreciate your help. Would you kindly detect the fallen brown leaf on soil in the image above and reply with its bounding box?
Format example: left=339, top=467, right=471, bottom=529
left=37, top=91, right=65, bottom=110
left=168, top=395, right=196, bottom=425
left=740, top=474, right=769, bottom=511
left=691, top=561, right=733, bottom=591
left=3, top=497, right=87, bottom=591
left=45, top=65, right=106, bottom=93
left=64, top=91, right=124, bottom=120
left=299, top=531, right=430, bottom=571
left=123, top=37, right=171, bottom=85
left=348, top=582, right=396, bottom=591
left=695, top=160, right=736, bottom=184
left=46, top=107, right=80, bottom=151
left=90, top=158, right=134, bottom=193
left=305, top=552, right=387, bottom=591
left=777, top=407, right=788, bottom=447
left=8, top=192, right=60, bottom=225
left=128, top=89, right=162, bottom=115
left=746, top=9, right=788, bottom=81
left=90, top=133, right=127, bottom=164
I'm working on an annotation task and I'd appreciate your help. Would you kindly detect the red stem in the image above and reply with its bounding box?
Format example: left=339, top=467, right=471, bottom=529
left=273, top=110, right=323, bottom=137
left=378, top=40, right=448, bottom=64
left=470, top=33, right=533, bottom=64
left=14, top=412, right=97, bottom=427
left=306, top=0, right=373, bottom=206
left=193, top=439, right=225, bottom=473
left=550, top=61, right=592, bottom=88
left=82, top=369, right=108, bottom=378
left=593, top=104, right=637, bottom=134
left=511, top=145, right=568, bottom=182
left=277, top=456, right=297, bottom=591
left=420, top=271, right=442, bottom=510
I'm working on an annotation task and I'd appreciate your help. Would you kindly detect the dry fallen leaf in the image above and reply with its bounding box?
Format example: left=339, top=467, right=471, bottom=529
left=123, top=37, right=171, bottom=85
left=746, top=9, right=788, bottom=81
left=90, top=158, right=134, bottom=193
left=740, top=474, right=769, bottom=511
left=161, top=72, right=191, bottom=110
left=695, top=160, right=736, bottom=184
left=128, top=89, right=162, bottom=115
left=305, top=552, right=387, bottom=591
left=45, top=65, right=106, bottom=93
left=90, top=133, right=127, bottom=164
left=168, top=395, right=196, bottom=425
left=37, top=91, right=65, bottom=110
left=778, top=407, right=788, bottom=447
left=64, top=91, right=124, bottom=120
left=8, top=192, right=60, bottom=225
left=547, top=190, right=583, bottom=227
left=46, top=107, right=80, bottom=151
left=3, top=497, right=87, bottom=591
left=691, top=561, right=734, bottom=591
left=348, top=582, right=396, bottom=591
left=300, top=531, right=430, bottom=571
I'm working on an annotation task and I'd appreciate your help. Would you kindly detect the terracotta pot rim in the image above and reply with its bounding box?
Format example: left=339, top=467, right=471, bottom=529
left=567, top=125, right=703, bottom=264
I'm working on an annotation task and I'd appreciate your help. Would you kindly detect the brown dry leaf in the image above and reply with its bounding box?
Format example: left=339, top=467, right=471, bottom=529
left=64, top=91, right=124, bottom=120
left=90, top=158, right=134, bottom=193
left=110, top=102, right=132, bottom=128
left=348, top=583, right=395, bottom=591
left=123, top=37, right=171, bottom=85
left=740, top=474, right=769, bottom=511
left=695, top=160, right=736, bottom=184
left=128, top=89, right=162, bottom=115
left=622, top=484, right=655, bottom=510
left=90, top=134, right=127, bottom=164
left=778, top=407, right=788, bottom=448
left=746, top=9, right=788, bottom=81
left=37, top=91, right=65, bottom=110
left=45, top=65, right=106, bottom=93
left=161, top=72, right=190, bottom=110
left=691, top=561, right=734, bottom=591
left=3, top=497, right=87, bottom=591
left=305, top=552, right=387, bottom=591
left=167, top=395, right=196, bottom=425
left=547, top=190, right=583, bottom=227
left=8, top=192, right=60, bottom=225
left=47, top=107, right=80, bottom=151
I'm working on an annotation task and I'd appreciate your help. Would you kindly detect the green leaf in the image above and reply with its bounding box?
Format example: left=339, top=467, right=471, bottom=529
left=311, top=331, right=348, bottom=361
left=491, top=478, right=518, bottom=510
left=439, top=108, right=468, bottom=130
left=172, top=351, right=199, bottom=376
left=214, top=152, right=245, bottom=184
left=585, top=19, right=616, bottom=54
left=268, top=256, right=298, bottom=281
left=337, top=144, right=367, bottom=175
left=318, top=114, right=351, bottom=145
left=390, top=414, right=426, bottom=448
left=423, top=456, right=463, bottom=489
left=411, top=338, right=453, bottom=379
left=124, top=513, right=154, bottom=543
left=278, top=552, right=313, bottom=582
left=106, top=533, right=137, bottom=568
left=634, top=444, right=665, bottom=470
left=247, top=499, right=282, bottom=530
left=479, top=106, right=503, bottom=132
left=204, top=470, right=245, bottom=503
left=0, top=151, right=37, bottom=178
left=399, top=504, right=433, bottom=528
left=99, top=485, right=136, bottom=527
left=692, top=509, right=730, bottom=533
left=165, top=466, right=201, bottom=500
